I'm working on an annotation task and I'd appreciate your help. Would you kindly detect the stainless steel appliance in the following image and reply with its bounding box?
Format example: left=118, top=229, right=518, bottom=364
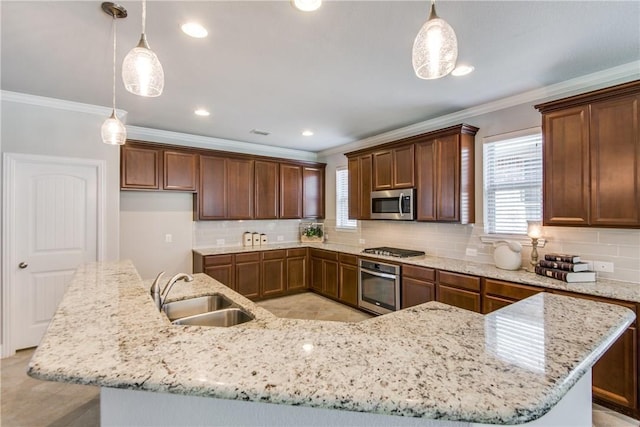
left=370, top=189, right=415, bottom=220
left=358, top=259, right=400, bottom=315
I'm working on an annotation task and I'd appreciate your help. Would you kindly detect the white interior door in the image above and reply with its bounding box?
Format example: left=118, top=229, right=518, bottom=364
left=9, top=156, right=101, bottom=350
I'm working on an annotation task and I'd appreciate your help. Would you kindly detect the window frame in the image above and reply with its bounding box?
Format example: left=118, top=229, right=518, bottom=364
left=335, top=166, right=357, bottom=230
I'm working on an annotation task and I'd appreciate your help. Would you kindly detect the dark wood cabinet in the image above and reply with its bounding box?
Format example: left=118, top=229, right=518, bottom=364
left=121, top=144, right=161, bottom=189
left=437, top=270, right=481, bottom=313
left=303, top=166, right=325, bottom=219
left=286, top=248, right=307, bottom=291
left=401, top=264, right=435, bottom=309
left=164, top=151, right=198, bottom=191
left=536, top=80, right=640, bottom=228
left=226, top=158, right=254, bottom=219
left=482, top=279, right=542, bottom=314
left=202, top=254, right=234, bottom=290
left=309, top=249, right=339, bottom=299
left=261, top=250, right=286, bottom=297
left=198, top=155, right=227, bottom=219
left=280, top=164, right=303, bottom=219
left=338, top=253, right=358, bottom=307
left=254, top=161, right=279, bottom=219
left=235, top=252, right=260, bottom=299
left=347, top=154, right=372, bottom=220
left=415, top=126, right=476, bottom=224
left=372, top=146, right=414, bottom=190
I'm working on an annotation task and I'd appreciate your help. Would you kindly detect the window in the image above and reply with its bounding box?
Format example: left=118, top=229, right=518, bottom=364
left=336, top=167, right=357, bottom=229
left=483, top=128, right=542, bottom=235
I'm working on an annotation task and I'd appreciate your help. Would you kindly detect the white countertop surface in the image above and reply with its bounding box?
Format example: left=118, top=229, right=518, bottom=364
left=194, top=242, right=640, bottom=303
left=28, top=260, right=635, bottom=425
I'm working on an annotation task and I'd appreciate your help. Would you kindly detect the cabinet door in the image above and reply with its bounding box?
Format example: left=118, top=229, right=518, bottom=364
left=437, top=285, right=481, bottom=313
left=226, top=158, right=254, bottom=219
left=280, top=164, right=303, bottom=219
left=203, top=254, right=234, bottom=289
left=235, top=253, right=260, bottom=299
left=303, top=166, right=324, bottom=219
left=164, top=151, right=197, bottom=191
left=592, top=326, right=638, bottom=409
left=436, top=135, right=460, bottom=221
left=359, top=155, right=372, bottom=220
left=482, top=295, right=513, bottom=314
left=323, top=260, right=339, bottom=298
left=310, top=257, right=323, bottom=292
left=262, top=251, right=286, bottom=297
left=348, top=157, right=360, bottom=219
left=416, top=139, right=437, bottom=221
left=255, top=161, right=279, bottom=219
left=543, top=106, right=590, bottom=226
left=199, top=156, right=226, bottom=219
left=339, top=263, right=359, bottom=306
left=590, top=94, right=640, bottom=227
left=393, top=145, right=415, bottom=188
left=121, top=145, right=161, bottom=189
left=286, top=256, right=307, bottom=291
left=402, top=278, right=435, bottom=309
left=372, top=150, right=393, bottom=190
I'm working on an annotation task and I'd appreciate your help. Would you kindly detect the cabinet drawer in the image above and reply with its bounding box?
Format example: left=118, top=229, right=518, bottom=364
left=438, top=271, right=481, bottom=292
left=235, top=252, right=260, bottom=263
left=262, top=250, right=286, bottom=260
left=287, top=248, right=307, bottom=258
left=339, top=253, right=358, bottom=266
left=309, top=248, right=339, bottom=261
left=438, top=284, right=481, bottom=313
left=484, top=279, right=541, bottom=301
left=204, top=254, right=233, bottom=266
left=403, top=264, right=435, bottom=282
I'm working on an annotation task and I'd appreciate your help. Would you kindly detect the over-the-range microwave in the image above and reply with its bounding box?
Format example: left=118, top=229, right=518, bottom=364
left=370, top=188, right=415, bottom=220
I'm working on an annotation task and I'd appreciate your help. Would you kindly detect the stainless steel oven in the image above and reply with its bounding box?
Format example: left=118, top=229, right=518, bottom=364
left=370, top=188, right=415, bottom=220
left=358, top=259, right=400, bottom=315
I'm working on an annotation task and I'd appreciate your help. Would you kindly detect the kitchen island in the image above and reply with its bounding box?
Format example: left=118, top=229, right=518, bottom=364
left=28, top=261, right=634, bottom=426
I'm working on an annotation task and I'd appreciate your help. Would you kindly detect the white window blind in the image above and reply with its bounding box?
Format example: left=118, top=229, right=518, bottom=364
left=336, top=167, right=357, bottom=229
left=483, top=129, right=542, bottom=235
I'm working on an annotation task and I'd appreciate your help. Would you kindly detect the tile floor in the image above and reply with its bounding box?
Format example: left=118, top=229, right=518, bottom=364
left=1, top=292, right=638, bottom=426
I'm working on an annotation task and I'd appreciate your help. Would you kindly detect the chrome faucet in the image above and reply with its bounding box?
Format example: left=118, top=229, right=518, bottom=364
left=149, top=272, right=194, bottom=310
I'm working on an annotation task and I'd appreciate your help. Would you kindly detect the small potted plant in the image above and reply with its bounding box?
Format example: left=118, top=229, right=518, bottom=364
left=300, top=223, right=324, bottom=243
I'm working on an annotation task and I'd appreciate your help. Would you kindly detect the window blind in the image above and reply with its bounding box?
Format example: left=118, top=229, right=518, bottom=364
left=336, top=167, right=357, bottom=229
left=483, top=131, right=542, bottom=235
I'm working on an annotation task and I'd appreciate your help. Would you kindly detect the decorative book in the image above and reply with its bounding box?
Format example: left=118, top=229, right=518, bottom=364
left=544, top=253, right=581, bottom=263
left=538, top=259, right=590, bottom=272
left=535, top=265, right=596, bottom=283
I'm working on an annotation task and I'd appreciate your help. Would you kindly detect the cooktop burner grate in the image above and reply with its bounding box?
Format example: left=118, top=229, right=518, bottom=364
left=362, top=247, right=425, bottom=258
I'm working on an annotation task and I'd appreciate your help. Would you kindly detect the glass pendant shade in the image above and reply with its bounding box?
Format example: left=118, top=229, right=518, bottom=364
left=412, top=2, right=458, bottom=80
left=122, top=34, right=164, bottom=97
left=101, top=110, right=127, bottom=145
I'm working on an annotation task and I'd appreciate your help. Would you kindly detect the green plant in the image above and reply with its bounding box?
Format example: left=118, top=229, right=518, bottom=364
left=303, top=224, right=323, bottom=238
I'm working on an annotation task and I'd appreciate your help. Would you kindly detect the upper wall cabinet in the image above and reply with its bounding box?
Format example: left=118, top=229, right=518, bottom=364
left=280, top=164, right=303, bottom=219
left=536, top=80, right=640, bottom=228
left=348, top=154, right=372, bottom=220
left=303, top=166, right=325, bottom=219
left=372, top=145, right=414, bottom=190
left=121, top=141, right=198, bottom=192
left=254, top=161, right=279, bottom=220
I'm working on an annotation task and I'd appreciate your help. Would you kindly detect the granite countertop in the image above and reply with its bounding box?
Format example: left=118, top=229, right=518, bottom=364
left=28, top=260, right=635, bottom=425
left=193, top=243, right=640, bottom=303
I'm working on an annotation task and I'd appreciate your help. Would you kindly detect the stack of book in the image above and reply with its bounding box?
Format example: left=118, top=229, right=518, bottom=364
left=535, top=254, right=596, bottom=283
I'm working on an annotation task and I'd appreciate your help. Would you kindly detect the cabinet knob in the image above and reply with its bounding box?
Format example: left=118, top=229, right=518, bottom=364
left=18, top=262, right=28, bottom=269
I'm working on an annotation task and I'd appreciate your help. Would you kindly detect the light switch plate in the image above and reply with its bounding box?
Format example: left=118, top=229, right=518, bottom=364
left=466, top=248, right=477, bottom=257
left=216, top=239, right=225, bottom=246
left=164, top=234, right=172, bottom=243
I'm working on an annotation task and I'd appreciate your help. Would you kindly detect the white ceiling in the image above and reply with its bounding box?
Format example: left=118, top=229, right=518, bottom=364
left=2, top=1, right=639, bottom=152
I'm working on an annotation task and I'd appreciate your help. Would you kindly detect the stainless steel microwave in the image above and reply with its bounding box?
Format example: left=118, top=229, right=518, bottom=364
left=370, top=189, right=415, bottom=220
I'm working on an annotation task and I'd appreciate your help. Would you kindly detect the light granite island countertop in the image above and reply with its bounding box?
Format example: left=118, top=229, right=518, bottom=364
left=28, top=260, right=634, bottom=426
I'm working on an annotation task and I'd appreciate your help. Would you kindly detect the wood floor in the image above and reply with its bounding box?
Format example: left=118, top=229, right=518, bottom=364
left=1, top=292, right=638, bottom=426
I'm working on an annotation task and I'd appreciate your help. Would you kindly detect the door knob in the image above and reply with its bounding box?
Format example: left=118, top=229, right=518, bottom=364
left=18, top=262, right=28, bottom=269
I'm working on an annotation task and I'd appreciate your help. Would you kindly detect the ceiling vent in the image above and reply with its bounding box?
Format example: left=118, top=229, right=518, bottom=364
left=250, top=129, right=270, bottom=136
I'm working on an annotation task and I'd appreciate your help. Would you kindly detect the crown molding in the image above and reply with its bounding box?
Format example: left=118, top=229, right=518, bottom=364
left=317, top=61, right=640, bottom=158
left=126, top=126, right=318, bottom=162
left=1, top=91, right=127, bottom=120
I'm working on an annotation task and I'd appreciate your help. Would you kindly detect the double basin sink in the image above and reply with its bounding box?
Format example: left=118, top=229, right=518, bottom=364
left=163, top=294, right=254, bottom=327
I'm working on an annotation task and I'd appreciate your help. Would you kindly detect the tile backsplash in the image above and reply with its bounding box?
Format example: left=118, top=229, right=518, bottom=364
left=194, top=219, right=307, bottom=248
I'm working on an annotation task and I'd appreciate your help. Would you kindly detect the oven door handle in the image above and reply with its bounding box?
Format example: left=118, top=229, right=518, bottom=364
left=361, top=269, right=397, bottom=280
left=398, top=193, right=404, bottom=217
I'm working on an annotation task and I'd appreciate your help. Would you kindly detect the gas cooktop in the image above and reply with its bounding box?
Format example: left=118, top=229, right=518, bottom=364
left=362, top=247, right=425, bottom=258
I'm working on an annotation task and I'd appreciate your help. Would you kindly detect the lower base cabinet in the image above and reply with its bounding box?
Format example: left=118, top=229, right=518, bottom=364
left=482, top=278, right=542, bottom=314
left=338, top=254, right=359, bottom=307
left=262, top=250, right=286, bottom=298
left=309, top=249, right=339, bottom=299
left=235, top=253, right=261, bottom=299
left=203, top=255, right=234, bottom=290
left=286, top=248, right=307, bottom=291
left=401, top=264, right=435, bottom=309
left=436, top=271, right=481, bottom=313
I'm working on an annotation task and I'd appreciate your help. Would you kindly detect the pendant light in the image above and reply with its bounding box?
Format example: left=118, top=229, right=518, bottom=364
left=101, top=3, right=127, bottom=146
left=122, top=0, right=164, bottom=97
left=412, top=0, right=458, bottom=80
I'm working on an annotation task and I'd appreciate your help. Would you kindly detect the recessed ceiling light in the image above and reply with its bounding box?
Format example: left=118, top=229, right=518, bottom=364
left=181, top=23, right=208, bottom=38
left=291, top=0, right=322, bottom=12
left=302, top=130, right=314, bottom=136
left=451, top=65, right=475, bottom=77
left=194, top=109, right=210, bottom=117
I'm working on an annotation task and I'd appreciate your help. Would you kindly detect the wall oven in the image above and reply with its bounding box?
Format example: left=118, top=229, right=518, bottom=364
left=358, top=259, right=400, bottom=315
left=370, top=189, right=415, bottom=220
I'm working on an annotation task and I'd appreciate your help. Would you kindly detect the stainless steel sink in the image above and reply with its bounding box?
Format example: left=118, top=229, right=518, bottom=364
left=162, top=294, right=234, bottom=321
left=171, top=308, right=254, bottom=327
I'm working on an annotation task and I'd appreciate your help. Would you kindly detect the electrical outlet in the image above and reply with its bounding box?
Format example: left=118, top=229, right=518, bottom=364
left=216, top=239, right=225, bottom=246
left=359, top=239, right=366, bottom=245
left=592, top=261, right=614, bottom=273
left=277, top=235, right=284, bottom=241
left=466, top=248, right=477, bottom=257
left=164, top=234, right=172, bottom=243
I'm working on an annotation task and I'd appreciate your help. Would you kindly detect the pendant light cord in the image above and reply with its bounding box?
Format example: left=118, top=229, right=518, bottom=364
left=111, top=16, right=117, bottom=113
left=141, top=0, right=146, bottom=35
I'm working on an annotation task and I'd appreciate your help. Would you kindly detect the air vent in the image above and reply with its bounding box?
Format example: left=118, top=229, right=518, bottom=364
left=250, top=129, right=270, bottom=136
